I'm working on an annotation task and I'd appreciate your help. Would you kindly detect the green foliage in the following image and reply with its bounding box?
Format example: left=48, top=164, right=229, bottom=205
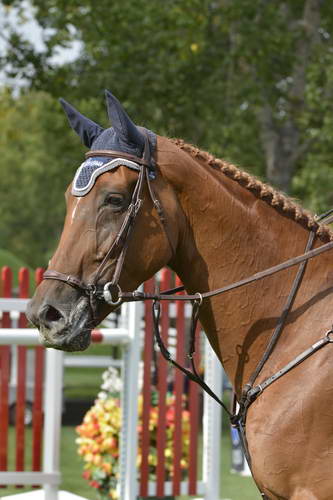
left=2, top=0, right=331, bottom=173
left=0, top=89, right=85, bottom=267
left=0, top=248, right=33, bottom=290
left=0, top=248, right=30, bottom=270
left=293, top=159, right=333, bottom=215
left=0, top=0, right=333, bottom=265
left=1, top=0, right=272, bottom=169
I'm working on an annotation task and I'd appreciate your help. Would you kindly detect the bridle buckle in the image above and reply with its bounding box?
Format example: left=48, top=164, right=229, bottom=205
left=325, top=328, right=333, bottom=343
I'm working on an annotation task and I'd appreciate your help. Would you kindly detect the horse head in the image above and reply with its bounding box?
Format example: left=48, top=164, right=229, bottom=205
left=27, top=91, right=181, bottom=351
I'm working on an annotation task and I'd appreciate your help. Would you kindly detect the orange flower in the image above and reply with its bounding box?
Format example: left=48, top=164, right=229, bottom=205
left=77, top=388, right=191, bottom=499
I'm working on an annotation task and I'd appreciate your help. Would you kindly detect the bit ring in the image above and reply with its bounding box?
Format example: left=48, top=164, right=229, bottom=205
left=103, top=283, right=122, bottom=306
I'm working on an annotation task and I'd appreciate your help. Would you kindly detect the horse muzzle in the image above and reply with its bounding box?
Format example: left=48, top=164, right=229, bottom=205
left=26, top=293, right=93, bottom=352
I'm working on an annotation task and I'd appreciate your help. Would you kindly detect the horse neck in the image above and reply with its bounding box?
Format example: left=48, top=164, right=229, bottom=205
left=161, top=140, right=313, bottom=392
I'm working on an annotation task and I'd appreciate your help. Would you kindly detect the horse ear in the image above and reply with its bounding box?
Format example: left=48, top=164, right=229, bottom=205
left=59, top=98, right=104, bottom=148
left=105, top=89, right=144, bottom=149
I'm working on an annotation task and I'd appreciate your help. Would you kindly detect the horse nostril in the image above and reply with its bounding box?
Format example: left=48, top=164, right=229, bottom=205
left=40, top=304, right=64, bottom=328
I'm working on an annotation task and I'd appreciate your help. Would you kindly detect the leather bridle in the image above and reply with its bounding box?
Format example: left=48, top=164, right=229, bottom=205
left=43, top=132, right=174, bottom=317
left=43, top=137, right=333, bottom=499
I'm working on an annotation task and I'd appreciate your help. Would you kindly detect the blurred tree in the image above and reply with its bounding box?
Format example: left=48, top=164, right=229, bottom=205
left=0, top=0, right=333, bottom=266
left=0, top=0, right=266, bottom=173
left=0, top=90, right=99, bottom=267
left=1, top=0, right=333, bottom=191
left=226, top=0, right=333, bottom=193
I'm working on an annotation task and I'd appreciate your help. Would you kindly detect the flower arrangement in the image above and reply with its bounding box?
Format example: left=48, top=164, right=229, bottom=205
left=76, top=367, right=191, bottom=500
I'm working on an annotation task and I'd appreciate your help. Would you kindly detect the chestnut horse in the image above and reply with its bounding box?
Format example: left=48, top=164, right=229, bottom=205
left=28, top=91, right=333, bottom=499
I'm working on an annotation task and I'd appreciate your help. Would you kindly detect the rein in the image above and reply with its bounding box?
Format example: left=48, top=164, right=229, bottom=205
left=43, top=140, right=333, bottom=497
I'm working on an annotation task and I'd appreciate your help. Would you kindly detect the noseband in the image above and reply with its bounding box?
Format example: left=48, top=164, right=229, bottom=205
left=43, top=133, right=174, bottom=317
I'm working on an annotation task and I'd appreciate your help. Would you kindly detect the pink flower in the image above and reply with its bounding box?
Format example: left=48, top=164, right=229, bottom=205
left=89, top=480, right=100, bottom=489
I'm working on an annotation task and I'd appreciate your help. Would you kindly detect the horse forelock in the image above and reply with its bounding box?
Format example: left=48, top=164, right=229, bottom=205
left=168, top=138, right=333, bottom=243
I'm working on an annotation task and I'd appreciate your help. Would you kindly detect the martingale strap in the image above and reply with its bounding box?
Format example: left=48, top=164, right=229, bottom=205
left=151, top=229, right=329, bottom=435
left=152, top=298, right=234, bottom=417
left=116, top=238, right=333, bottom=303
left=245, top=229, right=316, bottom=391
left=150, top=227, right=333, bottom=500
left=245, top=329, right=333, bottom=402
left=149, top=209, right=333, bottom=500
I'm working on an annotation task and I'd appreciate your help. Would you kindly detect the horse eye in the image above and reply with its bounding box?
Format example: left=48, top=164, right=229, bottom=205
left=105, top=193, right=124, bottom=209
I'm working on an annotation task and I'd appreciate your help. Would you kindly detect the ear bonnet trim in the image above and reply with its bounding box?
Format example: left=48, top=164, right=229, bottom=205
left=72, top=156, right=140, bottom=197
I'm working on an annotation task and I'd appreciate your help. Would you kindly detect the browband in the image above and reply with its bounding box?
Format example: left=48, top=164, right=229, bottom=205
left=86, top=149, right=151, bottom=167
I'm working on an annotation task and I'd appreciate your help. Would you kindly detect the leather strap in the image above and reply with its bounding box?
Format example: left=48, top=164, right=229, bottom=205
left=43, top=132, right=172, bottom=315
left=43, top=270, right=91, bottom=292
left=145, top=167, right=176, bottom=256
left=246, top=329, right=333, bottom=402
left=85, top=149, right=151, bottom=167
left=152, top=298, right=234, bottom=417
left=93, top=167, right=146, bottom=285
left=115, top=238, right=333, bottom=303
left=245, top=229, right=316, bottom=390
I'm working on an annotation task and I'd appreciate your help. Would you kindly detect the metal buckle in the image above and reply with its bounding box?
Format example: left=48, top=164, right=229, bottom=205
left=103, top=282, right=122, bottom=306
left=326, top=329, right=333, bottom=343
left=87, top=284, right=97, bottom=296
left=195, top=292, right=203, bottom=306
left=134, top=198, right=142, bottom=214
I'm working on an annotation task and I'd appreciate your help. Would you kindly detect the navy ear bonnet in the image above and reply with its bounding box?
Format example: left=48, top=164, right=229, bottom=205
left=90, top=124, right=156, bottom=157
left=60, top=90, right=156, bottom=197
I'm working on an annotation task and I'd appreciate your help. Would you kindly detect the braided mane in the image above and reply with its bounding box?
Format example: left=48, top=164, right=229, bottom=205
left=172, top=139, right=333, bottom=243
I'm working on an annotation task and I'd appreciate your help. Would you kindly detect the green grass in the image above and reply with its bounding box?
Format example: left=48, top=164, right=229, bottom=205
left=63, top=344, right=119, bottom=400
left=61, top=427, right=98, bottom=499
left=1, top=427, right=96, bottom=500
left=1, top=426, right=259, bottom=500
left=220, top=434, right=259, bottom=500
left=64, top=366, right=105, bottom=400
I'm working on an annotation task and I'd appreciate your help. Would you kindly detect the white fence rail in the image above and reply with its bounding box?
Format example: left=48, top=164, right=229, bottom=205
left=0, top=298, right=222, bottom=500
